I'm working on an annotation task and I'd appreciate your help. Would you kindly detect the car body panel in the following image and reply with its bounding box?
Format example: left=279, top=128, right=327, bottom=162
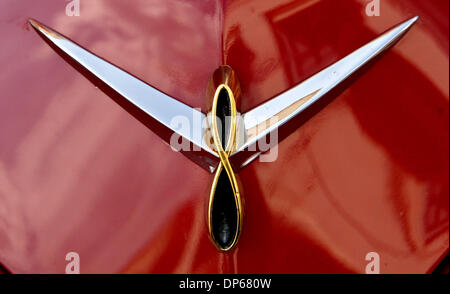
left=0, top=0, right=448, bottom=273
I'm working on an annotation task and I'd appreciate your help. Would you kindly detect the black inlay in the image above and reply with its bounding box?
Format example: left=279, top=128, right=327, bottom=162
left=216, top=88, right=231, bottom=148
left=212, top=169, right=238, bottom=249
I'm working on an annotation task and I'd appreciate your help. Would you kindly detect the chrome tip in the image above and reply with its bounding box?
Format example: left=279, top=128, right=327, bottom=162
left=28, top=18, right=39, bottom=29
left=28, top=18, right=64, bottom=40
left=405, top=16, right=419, bottom=28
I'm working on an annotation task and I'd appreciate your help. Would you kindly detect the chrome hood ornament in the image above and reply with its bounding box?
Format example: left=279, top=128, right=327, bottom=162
left=29, top=17, right=418, bottom=250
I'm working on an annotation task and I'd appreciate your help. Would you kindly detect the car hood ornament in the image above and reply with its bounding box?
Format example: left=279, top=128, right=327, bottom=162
left=29, top=16, right=418, bottom=251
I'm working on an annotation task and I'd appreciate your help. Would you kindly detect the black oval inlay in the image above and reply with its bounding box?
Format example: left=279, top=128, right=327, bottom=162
left=216, top=88, right=231, bottom=148
left=211, top=168, right=238, bottom=249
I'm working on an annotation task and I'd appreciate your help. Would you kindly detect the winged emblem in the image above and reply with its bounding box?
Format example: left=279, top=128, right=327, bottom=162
left=29, top=17, right=418, bottom=250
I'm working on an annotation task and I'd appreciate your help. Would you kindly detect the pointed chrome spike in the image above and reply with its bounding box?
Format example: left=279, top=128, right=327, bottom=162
left=232, top=17, right=419, bottom=169
left=29, top=18, right=220, bottom=172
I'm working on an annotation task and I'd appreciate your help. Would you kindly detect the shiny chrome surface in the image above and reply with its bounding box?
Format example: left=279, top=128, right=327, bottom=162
left=29, top=19, right=220, bottom=172
left=231, top=17, right=419, bottom=169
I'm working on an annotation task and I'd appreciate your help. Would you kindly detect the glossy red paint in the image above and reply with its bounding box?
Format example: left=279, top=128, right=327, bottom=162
left=0, top=0, right=448, bottom=273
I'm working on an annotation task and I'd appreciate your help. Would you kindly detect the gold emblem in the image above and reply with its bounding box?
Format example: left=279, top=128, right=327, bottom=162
left=206, top=66, right=244, bottom=251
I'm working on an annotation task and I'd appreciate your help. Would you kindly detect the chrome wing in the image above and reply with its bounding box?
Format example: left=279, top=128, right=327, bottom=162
left=230, top=17, right=418, bottom=169
left=29, top=19, right=220, bottom=172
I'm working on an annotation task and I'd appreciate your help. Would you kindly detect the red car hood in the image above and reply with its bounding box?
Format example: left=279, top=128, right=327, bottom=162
left=0, top=0, right=448, bottom=273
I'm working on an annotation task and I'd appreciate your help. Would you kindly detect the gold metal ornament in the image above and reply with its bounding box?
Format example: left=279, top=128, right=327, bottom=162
left=206, top=66, right=243, bottom=251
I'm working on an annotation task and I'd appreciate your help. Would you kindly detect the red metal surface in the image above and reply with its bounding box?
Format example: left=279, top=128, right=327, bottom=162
left=0, top=0, right=448, bottom=273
